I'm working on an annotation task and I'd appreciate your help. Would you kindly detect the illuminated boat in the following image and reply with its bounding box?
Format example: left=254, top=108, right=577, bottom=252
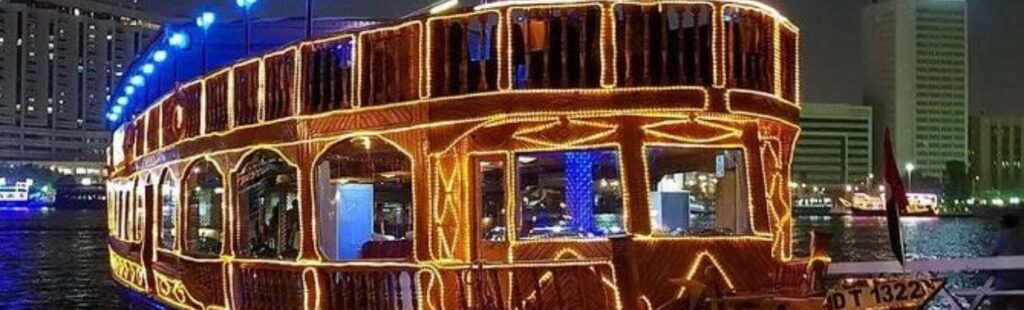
left=0, top=180, right=31, bottom=205
left=845, top=192, right=938, bottom=217
left=106, top=0, right=830, bottom=308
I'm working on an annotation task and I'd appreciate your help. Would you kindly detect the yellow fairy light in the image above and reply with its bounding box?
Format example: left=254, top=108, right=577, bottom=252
left=107, top=1, right=812, bottom=308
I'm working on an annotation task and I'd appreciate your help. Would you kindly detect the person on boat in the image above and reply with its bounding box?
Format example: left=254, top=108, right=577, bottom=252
left=992, top=214, right=1024, bottom=309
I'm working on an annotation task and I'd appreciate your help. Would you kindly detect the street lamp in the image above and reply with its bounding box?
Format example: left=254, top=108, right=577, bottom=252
left=195, top=11, right=216, bottom=72
left=236, top=0, right=258, bottom=56
left=905, top=162, right=916, bottom=191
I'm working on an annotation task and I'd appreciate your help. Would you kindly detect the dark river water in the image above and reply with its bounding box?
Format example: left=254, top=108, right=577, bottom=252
left=0, top=208, right=1003, bottom=309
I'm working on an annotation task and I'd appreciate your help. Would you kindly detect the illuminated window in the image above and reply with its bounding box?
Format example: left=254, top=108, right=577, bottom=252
left=184, top=160, right=223, bottom=257
left=134, top=178, right=146, bottom=241
left=315, top=137, right=412, bottom=261
left=477, top=159, right=506, bottom=242
left=159, top=170, right=178, bottom=250
left=645, top=147, right=751, bottom=236
left=236, top=150, right=299, bottom=260
left=516, top=149, right=624, bottom=240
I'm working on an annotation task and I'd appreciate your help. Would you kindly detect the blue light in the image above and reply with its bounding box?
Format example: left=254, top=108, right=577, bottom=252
left=168, top=32, right=189, bottom=48
left=141, top=63, right=155, bottom=75
left=196, top=12, right=216, bottom=29
left=153, top=50, right=168, bottom=63
left=236, top=0, right=257, bottom=9
left=116, top=97, right=129, bottom=106
left=111, top=105, right=123, bottom=114
left=129, top=75, right=145, bottom=86
left=565, top=151, right=598, bottom=234
left=107, top=113, right=119, bottom=121
left=124, top=85, right=135, bottom=95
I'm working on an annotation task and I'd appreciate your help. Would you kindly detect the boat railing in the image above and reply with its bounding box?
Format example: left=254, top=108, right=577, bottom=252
left=318, top=263, right=421, bottom=310
left=455, top=259, right=620, bottom=310
left=828, top=255, right=1024, bottom=309
left=237, top=262, right=305, bottom=310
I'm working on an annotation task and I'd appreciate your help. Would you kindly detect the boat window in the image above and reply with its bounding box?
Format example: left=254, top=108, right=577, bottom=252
left=478, top=159, right=506, bottom=242
left=135, top=179, right=146, bottom=241
left=236, top=150, right=300, bottom=260
left=184, top=160, right=224, bottom=256
left=645, top=147, right=751, bottom=236
left=516, top=149, right=624, bottom=240
left=315, top=137, right=412, bottom=261
left=159, top=170, right=179, bottom=250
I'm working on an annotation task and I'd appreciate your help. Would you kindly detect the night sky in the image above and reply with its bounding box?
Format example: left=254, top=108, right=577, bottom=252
left=143, top=0, right=1024, bottom=115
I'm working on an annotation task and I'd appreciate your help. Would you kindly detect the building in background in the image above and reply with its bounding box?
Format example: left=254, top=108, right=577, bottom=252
left=970, top=115, right=1024, bottom=194
left=793, top=103, right=873, bottom=186
left=862, top=0, right=968, bottom=180
left=0, top=0, right=160, bottom=172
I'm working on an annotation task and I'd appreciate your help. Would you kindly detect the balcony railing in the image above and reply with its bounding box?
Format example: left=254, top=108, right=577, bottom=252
left=117, top=2, right=799, bottom=164
left=238, top=263, right=305, bottom=310
left=321, top=265, right=420, bottom=310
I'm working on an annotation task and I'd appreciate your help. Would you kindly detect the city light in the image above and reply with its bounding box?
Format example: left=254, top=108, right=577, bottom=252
left=111, top=106, right=123, bottom=114
left=152, top=50, right=168, bottom=63
left=905, top=162, right=915, bottom=173
left=124, top=85, right=135, bottom=95
left=107, top=113, right=119, bottom=122
left=141, top=63, right=155, bottom=75
left=236, top=0, right=257, bottom=9
left=116, top=97, right=129, bottom=106
left=168, top=32, right=189, bottom=48
left=196, top=11, right=216, bottom=29
left=129, top=75, right=145, bottom=86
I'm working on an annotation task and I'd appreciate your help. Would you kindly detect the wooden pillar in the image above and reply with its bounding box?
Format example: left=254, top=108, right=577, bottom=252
left=600, top=3, right=615, bottom=87
left=414, top=137, right=432, bottom=262
left=498, top=8, right=511, bottom=90
left=610, top=235, right=641, bottom=310
left=303, top=268, right=322, bottom=310
left=296, top=141, right=321, bottom=261
left=620, top=117, right=651, bottom=235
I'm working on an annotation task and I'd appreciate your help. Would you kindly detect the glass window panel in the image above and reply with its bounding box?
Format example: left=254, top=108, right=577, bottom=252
left=236, top=151, right=300, bottom=260
left=316, top=137, right=413, bottom=261
left=159, top=173, right=178, bottom=250
left=516, top=149, right=624, bottom=239
left=185, top=160, right=223, bottom=256
left=646, top=147, right=750, bottom=236
left=478, top=160, right=506, bottom=242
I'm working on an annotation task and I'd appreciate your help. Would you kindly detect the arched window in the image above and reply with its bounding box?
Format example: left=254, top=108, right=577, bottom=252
left=134, top=177, right=146, bottom=241
left=236, top=150, right=299, bottom=259
left=315, top=137, right=413, bottom=261
left=159, top=170, right=179, bottom=250
left=184, top=160, right=224, bottom=257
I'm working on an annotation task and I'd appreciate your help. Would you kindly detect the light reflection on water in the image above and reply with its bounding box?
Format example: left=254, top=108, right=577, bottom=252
left=0, top=207, right=124, bottom=309
left=0, top=208, right=1003, bottom=308
left=794, top=215, right=999, bottom=262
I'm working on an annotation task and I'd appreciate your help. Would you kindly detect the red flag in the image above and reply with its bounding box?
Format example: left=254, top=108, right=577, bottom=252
left=882, top=128, right=908, bottom=265
left=883, top=128, right=910, bottom=210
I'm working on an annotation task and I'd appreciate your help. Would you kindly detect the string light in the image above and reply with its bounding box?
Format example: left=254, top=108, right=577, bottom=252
left=108, top=1, right=809, bottom=308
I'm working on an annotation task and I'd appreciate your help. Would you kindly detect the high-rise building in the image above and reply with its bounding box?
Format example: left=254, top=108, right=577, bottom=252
left=793, top=103, right=873, bottom=186
left=0, top=0, right=160, bottom=164
left=862, top=0, right=968, bottom=180
left=970, top=115, right=1024, bottom=193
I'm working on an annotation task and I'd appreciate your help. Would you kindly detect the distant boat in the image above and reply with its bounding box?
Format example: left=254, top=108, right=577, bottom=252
left=845, top=192, right=938, bottom=217
left=0, top=181, right=31, bottom=206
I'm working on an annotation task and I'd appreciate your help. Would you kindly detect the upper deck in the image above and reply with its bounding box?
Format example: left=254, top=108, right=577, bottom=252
left=110, top=0, right=799, bottom=174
